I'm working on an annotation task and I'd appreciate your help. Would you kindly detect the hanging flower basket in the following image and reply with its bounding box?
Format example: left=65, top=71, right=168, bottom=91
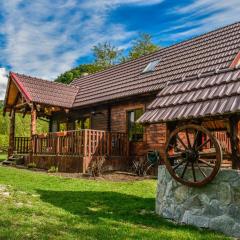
left=56, top=131, right=67, bottom=137
left=38, top=133, right=48, bottom=138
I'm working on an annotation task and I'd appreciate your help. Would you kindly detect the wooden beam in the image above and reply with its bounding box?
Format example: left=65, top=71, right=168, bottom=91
left=8, top=108, right=16, bottom=157
left=48, top=118, right=53, bottom=132
left=31, top=106, right=37, bottom=137
left=15, top=102, right=29, bottom=109
left=229, top=116, right=240, bottom=169
left=29, top=106, right=37, bottom=159
left=107, top=107, right=111, bottom=132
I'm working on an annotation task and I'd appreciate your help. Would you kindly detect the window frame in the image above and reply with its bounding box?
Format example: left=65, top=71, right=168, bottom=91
left=75, top=116, right=91, bottom=130
left=142, top=59, right=160, bottom=73
left=127, top=108, right=144, bottom=142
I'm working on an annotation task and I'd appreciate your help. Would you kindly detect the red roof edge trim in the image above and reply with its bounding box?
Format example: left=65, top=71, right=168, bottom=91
left=10, top=72, right=32, bottom=102
left=230, top=51, right=240, bottom=68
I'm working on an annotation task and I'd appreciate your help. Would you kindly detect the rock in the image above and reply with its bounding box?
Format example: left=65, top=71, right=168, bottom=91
left=232, top=223, right=240, bottom=238
left=209, top=215, right=235, bottom=236
left=227, top=204, right=240, bottom=221
left=2, top=192, right=10, bottom=197
left=182, top=210, right=210, bottom=228
left=184, top=195, right=202, bottom=209
left=217, top=182, right=232, bottom=204
left=16, top=202, right=24, bottom=208
left=174, top=185, right=188, bottom=203
left=203, top=199, right=224, bottom=217
left=0, top=185, right=7, bottom=192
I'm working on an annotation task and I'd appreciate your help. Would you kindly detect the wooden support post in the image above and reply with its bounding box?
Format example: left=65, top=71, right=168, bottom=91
left=8, top=108, right=16, bottom=158
left=107, top=107, right=111, bottom=132
left=48, top=118, right=53, bottom=133
left=229, top=116, right=240, bottom=169
left=31, top=107, right=37, bottom=136
left=29, top=106, right=37, bottom=158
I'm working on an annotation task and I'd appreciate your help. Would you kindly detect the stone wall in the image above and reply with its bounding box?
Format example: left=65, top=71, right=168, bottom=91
left=156, top=166, right=240, bottom=238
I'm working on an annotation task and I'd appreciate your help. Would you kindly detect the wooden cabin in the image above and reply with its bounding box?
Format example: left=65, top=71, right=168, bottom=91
left=3, top=22, right=240, bottom=173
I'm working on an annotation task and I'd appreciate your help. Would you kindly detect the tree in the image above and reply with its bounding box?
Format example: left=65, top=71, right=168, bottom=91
left=55, top=34, right=159, bottom=84
left=124, top=33, right=159, bottom=61
left=55, top=64, right=104, bottom=84
left=92, top=42, right=122, bottom=68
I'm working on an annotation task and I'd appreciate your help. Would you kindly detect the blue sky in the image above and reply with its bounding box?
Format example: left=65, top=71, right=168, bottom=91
left=0, top=0, right=239, bottom=99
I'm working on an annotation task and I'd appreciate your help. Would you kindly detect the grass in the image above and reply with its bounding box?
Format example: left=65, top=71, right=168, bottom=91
left=0, top=166, right=229, bottom=240
left=0, top=153, right=7, bottom=162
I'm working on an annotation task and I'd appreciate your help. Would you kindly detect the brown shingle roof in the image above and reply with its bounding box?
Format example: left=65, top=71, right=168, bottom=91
left=11, top=72, right=79, bottom=108
left=138, top=68, right=240, bottom=123
left=71, top=22, right=240, bottom=107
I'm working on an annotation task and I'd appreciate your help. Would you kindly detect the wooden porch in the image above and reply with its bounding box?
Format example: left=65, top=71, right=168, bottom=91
left=13, top=129, right=129, bottom=173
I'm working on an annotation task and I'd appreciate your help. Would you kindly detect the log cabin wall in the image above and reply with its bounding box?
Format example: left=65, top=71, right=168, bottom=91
left=91, top=109, right=108, bottom=131
left=110, top=100, right=167, bottom=161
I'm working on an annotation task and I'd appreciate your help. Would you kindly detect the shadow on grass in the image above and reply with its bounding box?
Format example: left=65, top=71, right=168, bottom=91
left=37, top=189, right=212, bottom=235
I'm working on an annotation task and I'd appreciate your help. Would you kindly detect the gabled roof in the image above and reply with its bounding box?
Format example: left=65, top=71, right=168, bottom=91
left=138, top=68, right=240, bottom=123
left=70, top=21, right=240, bottom=107
left=8, top=72, right=79, bottom=108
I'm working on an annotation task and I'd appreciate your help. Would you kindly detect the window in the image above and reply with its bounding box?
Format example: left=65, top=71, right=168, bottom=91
left=75, top=117, right=90, bottom=130
left=142, top=59, right=160, bottom=73
left=51, top=121, right=58, bottom=132
left=59, top=122, right=67, bottom=131
left=127, top=109, right=144, bottom=141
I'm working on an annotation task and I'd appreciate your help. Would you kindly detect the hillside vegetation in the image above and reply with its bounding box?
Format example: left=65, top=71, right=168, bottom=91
left=0, top=101, right=48, bottom=151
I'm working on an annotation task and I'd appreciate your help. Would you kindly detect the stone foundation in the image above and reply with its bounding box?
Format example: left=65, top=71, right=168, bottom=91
left=156, top=166, right=240, bottom=238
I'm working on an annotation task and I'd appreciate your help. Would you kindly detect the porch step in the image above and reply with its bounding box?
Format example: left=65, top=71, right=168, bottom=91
left=2, top=155, right=24, bottom=166
left=2, top=160, right=16, bottom=166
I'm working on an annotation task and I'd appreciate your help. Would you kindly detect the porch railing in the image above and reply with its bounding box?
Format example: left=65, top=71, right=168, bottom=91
left=30, top=129, right=128, bottom=157
left=14, top=137, right=30, bottom=154
left=214, top=131, right=231, bottom=154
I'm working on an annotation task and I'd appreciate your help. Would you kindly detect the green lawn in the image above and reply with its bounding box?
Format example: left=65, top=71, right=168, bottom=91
left=0, top=167, right=229, bottom=240
left=0, top=153, right=7, bottom=162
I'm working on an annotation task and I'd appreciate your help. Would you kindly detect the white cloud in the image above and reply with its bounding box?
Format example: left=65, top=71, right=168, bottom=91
left=0, top=68, right=9, bottom=100
left=0, top=0, right=164, bottom=80
left=167, top=0, right=240, bottom=40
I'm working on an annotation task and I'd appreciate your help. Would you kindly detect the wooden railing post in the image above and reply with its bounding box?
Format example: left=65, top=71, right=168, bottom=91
left=82, top=130, right=88, bottom=173
left=107, top=132, right=111, bottom=156
left=8, top=108, right=16, bottom=158
left=229, top=116, right=240, bottom=169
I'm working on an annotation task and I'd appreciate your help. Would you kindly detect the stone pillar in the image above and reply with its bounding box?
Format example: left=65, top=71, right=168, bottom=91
left=156, top=166, right=240, bottom=238
left=8, top=108, right=16, bottom=157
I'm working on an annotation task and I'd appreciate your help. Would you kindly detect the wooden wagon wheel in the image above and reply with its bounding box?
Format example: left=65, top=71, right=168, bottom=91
left=164, top=124, right=222, bottom=187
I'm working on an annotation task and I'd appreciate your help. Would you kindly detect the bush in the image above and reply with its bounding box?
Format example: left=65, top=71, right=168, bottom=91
left=48, top=166, right=58, bottom=173
left=27, top=162, right=36, bottom=169
left=89, top=156, right=106, bottom=178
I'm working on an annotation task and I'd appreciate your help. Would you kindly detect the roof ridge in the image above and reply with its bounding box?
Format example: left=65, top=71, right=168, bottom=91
left=71, top=21, right=240, bottom=85
left=12, top=72, right=80, bottom=90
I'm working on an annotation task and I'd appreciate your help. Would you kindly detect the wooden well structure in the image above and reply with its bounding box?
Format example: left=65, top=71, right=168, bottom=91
left=139, top=68, right=240, bottom=186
